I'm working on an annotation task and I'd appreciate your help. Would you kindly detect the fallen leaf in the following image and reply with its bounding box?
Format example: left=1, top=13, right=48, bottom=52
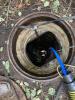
left=25, top=87, right=31, bottom=99
left=24, top=82, right=29, bottom=87
left=11, top=23, right=14, bottom=27
left=18, top=11, right=22, bottom=16
left=2, top=60, right=10, bottom=73
left=52, top=0, right=60, bottom=13
left=31, top=88, right=36, bottom=98
left=48, top=87, right=56, bottom=96
left=33, top=96, right=40, bottom=100
left=20, top=81, right=24, bottom=86
left=0, top=47, right=3, bottom=52
left=44, top=1, right=49, bottom=7
left=45, top=96, right=49, bottom=100
left=37, top=89, right=42, bottom=95
left=16, top=80, right=21, bottom=84
left=0, top=16, right=5, bottom=22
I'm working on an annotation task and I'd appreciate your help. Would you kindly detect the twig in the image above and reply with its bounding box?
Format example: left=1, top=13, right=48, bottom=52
left=20, top=0, right=23, bottom=3
left=65, top=0, right=73, bottom=15
left=62, top=0, right=67, bottom=5
left=6, top=0, right=11, bottom=26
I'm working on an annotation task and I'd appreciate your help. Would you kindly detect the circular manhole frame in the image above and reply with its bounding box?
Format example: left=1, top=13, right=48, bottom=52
left=8, top=11, right=75, bottom=80
left=0, top=76, right=27, bottom=100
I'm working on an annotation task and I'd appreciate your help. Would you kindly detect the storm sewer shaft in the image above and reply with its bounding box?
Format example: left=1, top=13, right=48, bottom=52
left=8, top=12, right=75, bottom=79
left=26, top=31, right=61, bottom=67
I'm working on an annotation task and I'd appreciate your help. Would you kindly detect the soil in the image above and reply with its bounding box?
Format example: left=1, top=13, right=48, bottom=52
left=0, top=0, right=75, bottom=100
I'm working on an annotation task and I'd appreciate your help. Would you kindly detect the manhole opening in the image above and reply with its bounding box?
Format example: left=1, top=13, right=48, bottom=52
left=9, top=12, right=75, bottom=79
left=26, top=31, right=61, bottom=67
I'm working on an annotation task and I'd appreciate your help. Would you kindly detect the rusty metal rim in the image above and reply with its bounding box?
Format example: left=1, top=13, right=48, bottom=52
left=0, top=76, right=27, bottom=100
left=7, top=11, right=75, bottom=80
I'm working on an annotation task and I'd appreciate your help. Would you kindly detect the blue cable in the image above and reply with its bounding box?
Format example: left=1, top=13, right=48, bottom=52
left=50, top=48, right=67, bottom=76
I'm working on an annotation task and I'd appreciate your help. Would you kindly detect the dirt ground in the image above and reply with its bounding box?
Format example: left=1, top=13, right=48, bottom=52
left=0, top=0, right=75, bottom=100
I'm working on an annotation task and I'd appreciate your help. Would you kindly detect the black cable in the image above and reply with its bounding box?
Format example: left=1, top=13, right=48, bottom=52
left=1, top=15, right=75, bottom=30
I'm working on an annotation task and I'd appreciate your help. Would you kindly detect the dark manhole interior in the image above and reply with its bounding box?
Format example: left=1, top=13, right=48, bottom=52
left=26, top=31, right=61, bottom=67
